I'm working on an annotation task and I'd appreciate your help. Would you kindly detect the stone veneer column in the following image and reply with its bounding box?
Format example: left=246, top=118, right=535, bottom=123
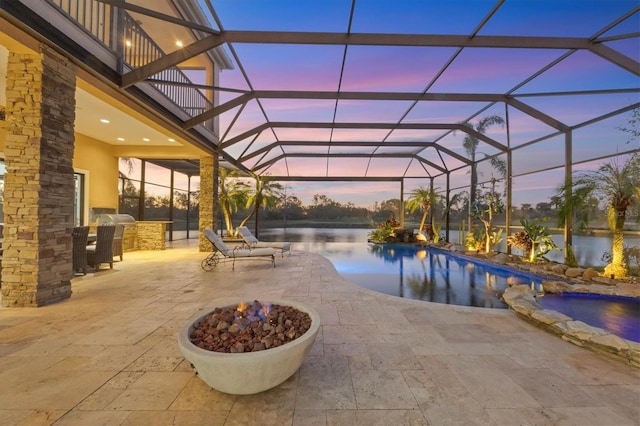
left=198, top=154, right=219, bottom=252
left=1, top=45, right=76, bottom=307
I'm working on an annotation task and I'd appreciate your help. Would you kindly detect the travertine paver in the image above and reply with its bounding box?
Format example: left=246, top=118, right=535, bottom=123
left=0, top=240, right=638, bottom=426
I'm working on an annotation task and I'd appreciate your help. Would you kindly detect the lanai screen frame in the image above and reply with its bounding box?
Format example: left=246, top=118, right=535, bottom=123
left=33, top=0, right=640, bottom=257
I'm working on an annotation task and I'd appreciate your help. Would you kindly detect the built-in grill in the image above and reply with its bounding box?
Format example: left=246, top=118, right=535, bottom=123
left=96, top=214, right=136, bottom=228
left=96, top=214, right=137, bottom=252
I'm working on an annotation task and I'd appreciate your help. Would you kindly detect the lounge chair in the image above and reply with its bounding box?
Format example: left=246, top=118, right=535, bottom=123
left=202, top=228, right=276, bottom=271
left=236, top=226, right=291, bottom=257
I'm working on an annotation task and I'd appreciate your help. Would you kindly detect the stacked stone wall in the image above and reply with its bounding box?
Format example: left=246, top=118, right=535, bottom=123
left=1, top=45, right=75, bottom=307
left=136, top=222, right=166, bottom=250
left=199, top=155, right=216, bottom=252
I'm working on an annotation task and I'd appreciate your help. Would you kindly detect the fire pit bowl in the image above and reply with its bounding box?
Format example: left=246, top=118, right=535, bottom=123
left=177, top=298, right=320, bottom=395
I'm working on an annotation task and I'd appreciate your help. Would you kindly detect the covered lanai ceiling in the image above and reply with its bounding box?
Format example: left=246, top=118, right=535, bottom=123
left=100, top=1, right=640, bottom=184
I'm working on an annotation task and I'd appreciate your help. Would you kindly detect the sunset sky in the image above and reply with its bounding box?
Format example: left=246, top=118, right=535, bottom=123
left=196, top=0, right=639, bottom=209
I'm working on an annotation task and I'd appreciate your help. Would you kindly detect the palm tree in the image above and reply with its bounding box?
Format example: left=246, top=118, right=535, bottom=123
left=406, top=187, right=440, bottom=236
left=238, top=173, right=284, bottom=237
left=218, top=168, right=249, bottom=236
left=460, top=115, right=505, bottom=208
left=556, top=153, right=640, bottom=278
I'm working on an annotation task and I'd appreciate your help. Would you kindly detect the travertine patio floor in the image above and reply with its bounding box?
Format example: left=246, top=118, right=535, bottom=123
left=0, top=239, right=638, bottom=426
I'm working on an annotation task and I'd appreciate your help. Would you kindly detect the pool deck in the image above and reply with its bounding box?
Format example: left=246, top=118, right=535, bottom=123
left=0, top=240, right=639, bottom=425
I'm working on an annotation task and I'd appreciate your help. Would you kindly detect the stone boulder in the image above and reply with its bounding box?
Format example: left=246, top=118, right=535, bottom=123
left=551, top=263, right=569, bottom=274
left=491, top=253, right=510, bottom=265
left=592, top=276, right=617, bottom=286
left=449, top=244, right=465, bottom=252
left=531, top=309, right=573, bottom=325
left=582, top=268, right=599, bottom=279
left=542, top=280, right=573, bottom=294
left=565, top=267, right=585, bottom=278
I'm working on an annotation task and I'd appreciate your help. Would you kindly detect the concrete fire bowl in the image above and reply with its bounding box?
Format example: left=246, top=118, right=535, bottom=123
left=177, top=298, right=320, bottom=395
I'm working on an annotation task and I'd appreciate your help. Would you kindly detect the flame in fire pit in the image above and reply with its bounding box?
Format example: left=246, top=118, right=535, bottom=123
left=235, top=300, right=271, bottom=325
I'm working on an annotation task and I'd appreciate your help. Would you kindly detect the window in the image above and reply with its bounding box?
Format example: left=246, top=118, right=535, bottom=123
left=74, top=172, right=85, bottom=226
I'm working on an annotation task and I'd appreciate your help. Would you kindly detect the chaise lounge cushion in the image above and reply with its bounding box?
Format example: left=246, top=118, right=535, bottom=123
left=236, top=226, right=291, bottom=255
left=228, top=247, right=278, bottom=258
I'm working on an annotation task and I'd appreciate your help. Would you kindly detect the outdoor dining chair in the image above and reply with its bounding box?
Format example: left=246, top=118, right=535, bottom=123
left=112, top=224, right=124, bottom=261
left=72, top=226, right=90, bottom=275
left=87, top=225, right=116, bottom=271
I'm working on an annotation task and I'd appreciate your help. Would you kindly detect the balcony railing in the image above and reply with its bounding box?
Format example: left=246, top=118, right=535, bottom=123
left=49, top=0, right=111, bottom=44
left=47, top=0, right=213, bottom=129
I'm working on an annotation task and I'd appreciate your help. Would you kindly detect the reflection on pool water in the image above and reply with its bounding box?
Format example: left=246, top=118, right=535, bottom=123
left=321, top=242, right=543, bottom=308
left=537, top=293, right=640, bottom=343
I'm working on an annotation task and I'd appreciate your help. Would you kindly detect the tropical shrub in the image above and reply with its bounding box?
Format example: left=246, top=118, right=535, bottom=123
left=368, top=218, right=400, bottom=243
left=518, top=218, right=559, bottom=262
left=383, top=217, right=401, bottom=228
left=470, top=178, right=505, bottom=253
left=507, top=230, right=532, bottom=257
left=431, top=221, right=442, bottom=243
left=465, top=228, right=486, bottom=252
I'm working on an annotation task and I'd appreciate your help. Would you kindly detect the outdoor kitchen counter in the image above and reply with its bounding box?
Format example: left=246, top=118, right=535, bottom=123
left=136, top=221, right=172, bottom=250
left=89, top=220, right=171, bottom=251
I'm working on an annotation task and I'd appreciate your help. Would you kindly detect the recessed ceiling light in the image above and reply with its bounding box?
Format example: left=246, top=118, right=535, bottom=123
left=100, top=119, right=110, bottom=124
left=176, top=41, right=183, bottom=47
left=168, top=138, right=176, bottom=142
left=143, top=138, right=150, bottom=142
left=117, top=137, right=125, bottom=141
left=125, top=40, right=132, bottom=47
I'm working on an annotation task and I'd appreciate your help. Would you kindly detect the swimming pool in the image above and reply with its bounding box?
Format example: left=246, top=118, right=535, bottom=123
left=318, top=242, right=544, bottom=308
left=260, top=227, right=546, bottom=308
left=536, top=293, right=640, bottom=343
left=260, top=227, right=638, bottom=341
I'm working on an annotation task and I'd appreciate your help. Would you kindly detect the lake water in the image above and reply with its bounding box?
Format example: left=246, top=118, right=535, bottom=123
left=260, top=227, right=640, bottom=267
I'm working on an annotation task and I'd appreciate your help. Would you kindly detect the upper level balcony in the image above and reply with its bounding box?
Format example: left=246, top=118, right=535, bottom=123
left=8, top=0, right=233, bottom=152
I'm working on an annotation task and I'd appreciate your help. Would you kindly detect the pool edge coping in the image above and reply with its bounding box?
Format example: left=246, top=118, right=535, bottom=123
left=502, top=285, right=640, bottom=368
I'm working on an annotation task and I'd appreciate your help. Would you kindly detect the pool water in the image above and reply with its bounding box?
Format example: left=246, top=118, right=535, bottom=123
left=537, top=293, right=640, bottom=343
left=319, top=243, right=544, bottom=309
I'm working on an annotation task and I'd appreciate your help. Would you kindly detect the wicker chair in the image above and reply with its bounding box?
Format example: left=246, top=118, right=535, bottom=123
left=72, top=226, right=90, bottom=275
left=87, top=225, right=116, bottom=271
left=112, top=224, right=124, bottom=261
